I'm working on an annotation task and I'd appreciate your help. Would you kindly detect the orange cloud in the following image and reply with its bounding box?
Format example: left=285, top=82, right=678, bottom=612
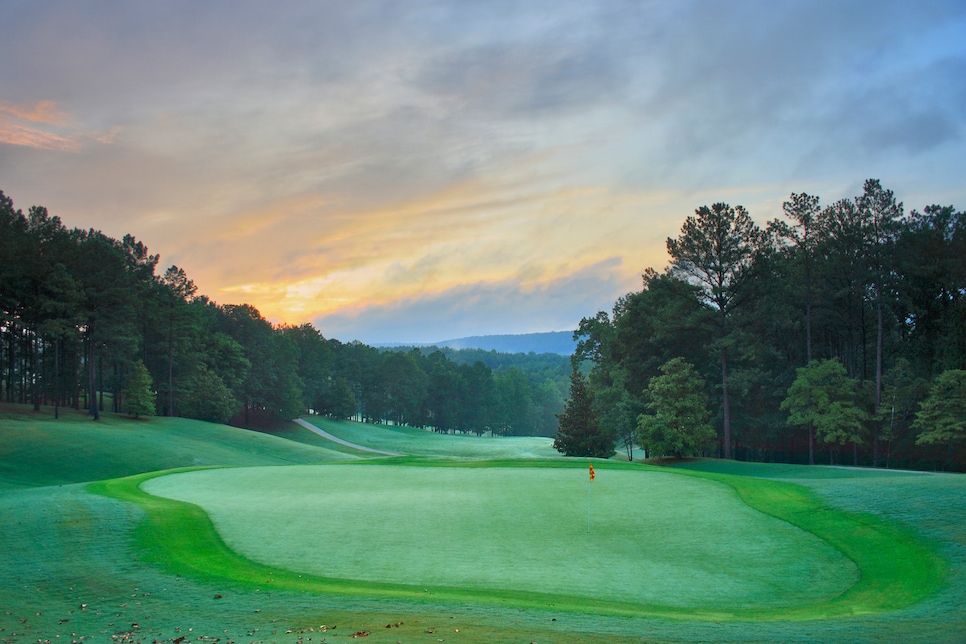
left=194, top=182, right=673, bottom=326
left=0, top=100, right=108, bottom=151
left=0, top=121, right=79, bottom=151
left=1, top=100, right=72, bottom=125
left=140, top=146, right=687, bottom=330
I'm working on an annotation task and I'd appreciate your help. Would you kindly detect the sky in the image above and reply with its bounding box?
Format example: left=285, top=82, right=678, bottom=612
left=2, top=1, right=965, bottom=345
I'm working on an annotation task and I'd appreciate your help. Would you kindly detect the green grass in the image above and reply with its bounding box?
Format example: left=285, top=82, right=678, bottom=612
left=2, top=406, right=964, bottom=642
left=665, top=457, right=938, bottom=479
left=0, top=406, right=356, bottom=489
left=301, top=416, right=561, bottom=458
left=137, top=463, right=857, bottom=615
left=90, top=457, right=944, bottom=622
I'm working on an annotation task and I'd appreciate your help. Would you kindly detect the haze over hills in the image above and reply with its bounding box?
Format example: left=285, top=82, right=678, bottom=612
left=376, top=331, right=577, bottom=356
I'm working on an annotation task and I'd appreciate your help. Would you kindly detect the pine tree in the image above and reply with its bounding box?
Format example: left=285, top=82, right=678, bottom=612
left=553, top=368, right=614, bottom=457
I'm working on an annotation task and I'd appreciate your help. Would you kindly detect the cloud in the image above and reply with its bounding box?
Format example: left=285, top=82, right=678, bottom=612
left=0, top=121, right=78, bottom=151
left=1, top=100, right=71, bottom=125
left=1, top=1, right=964, bottom=343
left=313, top=257, right=636, bottom=344
left=607, top=1, right=966, bottom=188
left=0, top=101, right=78, bottom=150
left=412, top=39, right=628, bottom=118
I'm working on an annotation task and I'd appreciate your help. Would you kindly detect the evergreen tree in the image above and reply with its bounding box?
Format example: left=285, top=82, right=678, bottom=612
left=124, top=360, right=156, bottom=419
left=323, top=377, right=358, bottom=420
left=553, top=368, right=614, bottom=457
left=666, top=202, right=765, bottom=458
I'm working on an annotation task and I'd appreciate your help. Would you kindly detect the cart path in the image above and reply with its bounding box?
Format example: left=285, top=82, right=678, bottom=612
left=293, top=418, right=405, bottom=456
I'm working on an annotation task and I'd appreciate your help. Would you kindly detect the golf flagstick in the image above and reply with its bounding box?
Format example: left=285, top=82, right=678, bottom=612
left=588, top=462, right=595, bottom=532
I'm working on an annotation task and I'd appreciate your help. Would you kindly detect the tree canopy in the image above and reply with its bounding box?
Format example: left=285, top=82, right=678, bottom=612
left=637, top=358, right=715, bottom=459
left=780, top=359, right=869, bottom=464
left=575, top=179, right=966, bottom=470
left=914, top=370, right=966, bottom=453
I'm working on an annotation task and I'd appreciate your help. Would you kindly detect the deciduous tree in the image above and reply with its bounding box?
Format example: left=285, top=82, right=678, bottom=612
left=914, top=370, right=966, bottom=456
left=636, top=358, right=714, bottom=459
left=781, top=359, right=869, bottom=464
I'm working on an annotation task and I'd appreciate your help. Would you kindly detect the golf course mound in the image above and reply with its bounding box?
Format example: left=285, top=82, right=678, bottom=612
left=0, top=409, right=357, bottom=489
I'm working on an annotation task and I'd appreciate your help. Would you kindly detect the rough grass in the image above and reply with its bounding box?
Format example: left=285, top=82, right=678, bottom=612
left=665, top=457, right=938, bottom=479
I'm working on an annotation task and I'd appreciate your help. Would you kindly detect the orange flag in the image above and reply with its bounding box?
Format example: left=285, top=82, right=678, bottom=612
left=589, top=463, right=595, bottom=482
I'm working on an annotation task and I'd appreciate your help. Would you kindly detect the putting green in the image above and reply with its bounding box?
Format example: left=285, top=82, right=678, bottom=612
left=142, top=463, right=857, bottom=612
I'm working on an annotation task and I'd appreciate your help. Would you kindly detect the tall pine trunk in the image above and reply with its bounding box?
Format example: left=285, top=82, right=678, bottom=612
left=873, top=288, right=884, bottom=466
left=806, top=260, right=815, bottom=465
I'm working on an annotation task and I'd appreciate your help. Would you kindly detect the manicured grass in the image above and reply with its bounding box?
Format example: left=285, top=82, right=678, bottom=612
left=670, top=467, right=946, bottom=615
left=301, top=416, right=561, bottom=459
left=138, top=463, right=854, bottom=614
left=0, top=407, right=356, bottom=489
left=666, top=457, right=938, bottom=479
left=102, top=458, right=940, bottom=621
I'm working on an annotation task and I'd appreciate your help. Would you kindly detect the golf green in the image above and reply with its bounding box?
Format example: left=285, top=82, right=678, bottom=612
left=142, top=463, right=856, bottom=611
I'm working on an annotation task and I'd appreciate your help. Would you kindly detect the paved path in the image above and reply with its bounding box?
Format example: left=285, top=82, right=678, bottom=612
left=293, top=418, right=405, bottom=456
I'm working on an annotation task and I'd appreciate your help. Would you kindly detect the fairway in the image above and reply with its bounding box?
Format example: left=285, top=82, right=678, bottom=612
left=143, top=463, right=855, bottom=610
left=302, top=416, right=561, bottom=458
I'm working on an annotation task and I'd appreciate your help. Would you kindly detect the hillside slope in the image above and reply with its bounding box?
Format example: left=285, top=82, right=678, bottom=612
left=0, top=406, right=356, bottom=489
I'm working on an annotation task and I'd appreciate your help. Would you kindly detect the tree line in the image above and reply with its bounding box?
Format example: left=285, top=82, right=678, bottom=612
left=0, top=190, right=564, bottom=436
left=557, top=180, right=966, bottom=471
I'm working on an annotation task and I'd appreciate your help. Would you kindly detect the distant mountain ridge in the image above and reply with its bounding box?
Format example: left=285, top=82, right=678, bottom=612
left=378, top=331, right=577, bottom=356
